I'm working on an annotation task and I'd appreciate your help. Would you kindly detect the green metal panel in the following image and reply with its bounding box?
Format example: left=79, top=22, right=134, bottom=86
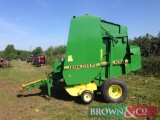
left=53, top=14, right=142, bottom=86
left=108, top=37, right=128, bottom=78
left=54, top=61, right=63, bottom=73
left=100, top=20, right=129, bottom=79
left=130, top=45, right=141, bottom=71
left=63, top=15, right=103, bottom=85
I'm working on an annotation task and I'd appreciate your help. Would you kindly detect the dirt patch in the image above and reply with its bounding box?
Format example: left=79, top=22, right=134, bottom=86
left=0, top=80, right=46, bottom=120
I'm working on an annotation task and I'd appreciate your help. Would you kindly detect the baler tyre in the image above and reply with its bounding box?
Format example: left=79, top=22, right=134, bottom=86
left=102, top=78, right=128, bottom=103
left=81, top=90, right=94, bottom=104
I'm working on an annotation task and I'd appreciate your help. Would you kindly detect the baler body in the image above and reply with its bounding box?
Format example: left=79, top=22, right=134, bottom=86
left=54, top=15, right=141, bottom=86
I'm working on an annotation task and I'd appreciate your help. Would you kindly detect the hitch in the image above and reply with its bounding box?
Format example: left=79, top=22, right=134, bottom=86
left=19, top=72, right=53, bottom=100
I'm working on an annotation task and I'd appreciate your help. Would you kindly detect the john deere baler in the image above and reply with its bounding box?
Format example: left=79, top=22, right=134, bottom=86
left=20, top=15, right=141, bottom=104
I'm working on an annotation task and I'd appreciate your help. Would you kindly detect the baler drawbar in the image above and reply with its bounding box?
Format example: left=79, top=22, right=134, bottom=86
left=19, top=72, right=53, bottom=99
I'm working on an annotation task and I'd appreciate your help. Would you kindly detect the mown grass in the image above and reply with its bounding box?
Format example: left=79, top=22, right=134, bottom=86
left=0, top=61, right=159, bottom=120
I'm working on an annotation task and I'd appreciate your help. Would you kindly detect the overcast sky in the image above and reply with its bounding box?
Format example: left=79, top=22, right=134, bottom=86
left=0, top=0, right=160, bottom=51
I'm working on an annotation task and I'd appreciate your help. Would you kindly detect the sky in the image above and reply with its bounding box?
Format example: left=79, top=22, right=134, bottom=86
left=0, top=0, right=160, bottom=51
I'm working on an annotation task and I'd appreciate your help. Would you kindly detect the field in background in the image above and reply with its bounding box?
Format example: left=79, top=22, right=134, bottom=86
left=0, top=61, right=159, bottom=120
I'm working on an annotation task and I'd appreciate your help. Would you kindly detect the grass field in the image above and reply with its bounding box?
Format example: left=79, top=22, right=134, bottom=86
left=0, top=61, right=159, bottom=120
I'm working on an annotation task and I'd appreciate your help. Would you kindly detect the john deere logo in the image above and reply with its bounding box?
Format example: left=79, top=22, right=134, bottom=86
left=88, top=106, right=158, bottom=119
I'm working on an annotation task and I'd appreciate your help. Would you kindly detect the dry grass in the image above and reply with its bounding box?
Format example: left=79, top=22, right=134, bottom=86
left=0, top=61, right=159, bottom=120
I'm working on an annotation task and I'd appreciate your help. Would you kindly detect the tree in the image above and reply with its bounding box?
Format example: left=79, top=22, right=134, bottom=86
left=157, top=31, right=160, bottom=40
left=45, top=45, right=66, bottom=65
left=3, top=44, right=17, bottom=60
left=0, top=51, right=4, bottom=58
left=131, top=32, right=160, bottom=57
left=19, top=51, right=30, bottom=60
left=32, top=47, right=43, bottom=55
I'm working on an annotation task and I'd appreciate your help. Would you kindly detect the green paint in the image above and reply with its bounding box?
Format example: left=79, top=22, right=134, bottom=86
left=54, top=14, right=141, bottom=86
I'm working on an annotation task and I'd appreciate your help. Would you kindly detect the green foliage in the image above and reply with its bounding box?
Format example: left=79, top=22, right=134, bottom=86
left=134, top=57, right=160, bottom=77
left=130, top=32, right=160, bottom=77
left=45, top=45, right=66, bottom=65
left=17, top=50, right=30, bottom=60
left=158, top=32, right=160, bottom=39
left=1, top=44, right=31, bottom=60
left=131, top=32, right=160, bottom=57
left=0, top=51, right=4, bottom=58
left=3, top=44, right=17, bottom=60
left=32, top=46, right=43, bottom=55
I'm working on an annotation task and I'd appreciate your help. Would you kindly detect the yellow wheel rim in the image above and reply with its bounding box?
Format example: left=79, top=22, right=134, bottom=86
left=108, top=85, right=122, bottom=99
left=84, top=93, right=92, bottom=102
